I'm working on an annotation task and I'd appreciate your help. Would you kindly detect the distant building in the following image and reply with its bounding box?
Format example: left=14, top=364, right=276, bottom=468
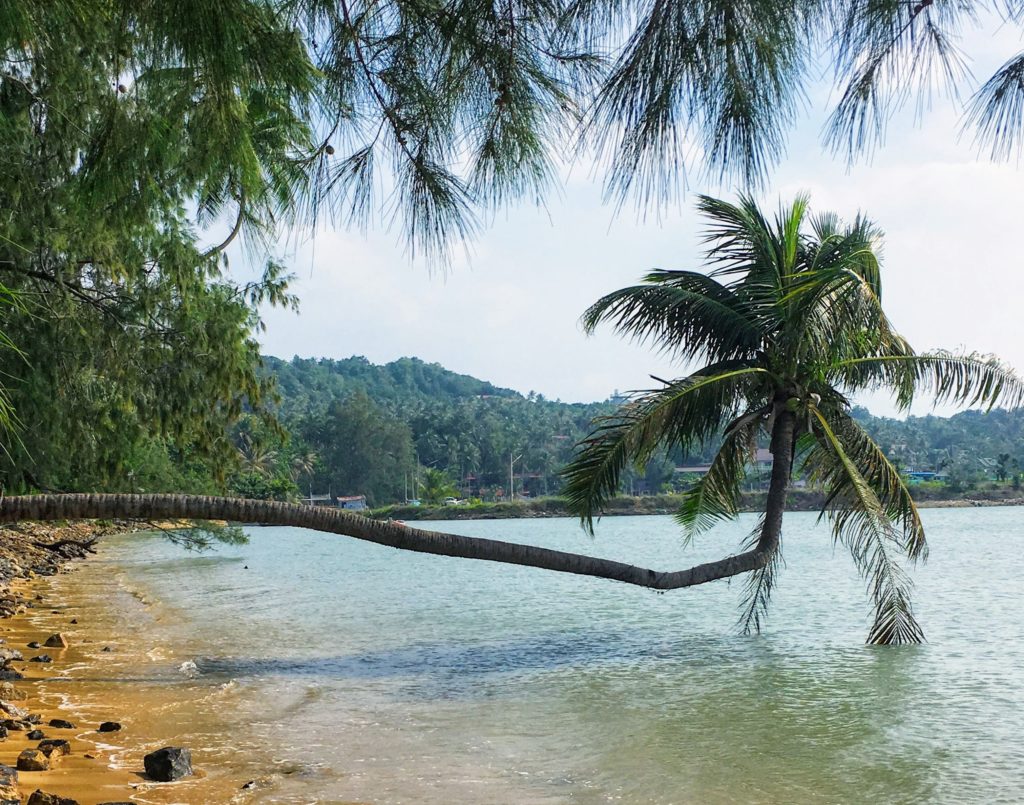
left=300, top=494, right=335, bottom=507
left=338, top=495, right=367, bottom=510
left=675, top=465, right=713, bottom=475
left=904, top=471, right=948, bottom=483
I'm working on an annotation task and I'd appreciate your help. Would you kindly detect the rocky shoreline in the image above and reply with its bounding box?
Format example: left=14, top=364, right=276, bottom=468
left=0, top=519, right=182, bottom=804
left=0, top=521, right=130, bottom=622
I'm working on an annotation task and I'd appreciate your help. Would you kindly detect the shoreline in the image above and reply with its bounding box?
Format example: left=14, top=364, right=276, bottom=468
left=0, top=520, right=250, bottom=804
left=372, top=493, right=1024, bottom=521
left=0, top=521, right=142, bottom=803
left=0, top=576, right=144, bottom=803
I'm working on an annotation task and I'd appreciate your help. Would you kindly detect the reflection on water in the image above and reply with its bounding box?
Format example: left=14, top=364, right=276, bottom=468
left=41, top=508, right=1024, bottom=803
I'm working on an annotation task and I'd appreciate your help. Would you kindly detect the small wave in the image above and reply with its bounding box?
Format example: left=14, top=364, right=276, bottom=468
left=178, top=659, right=199, bottom=677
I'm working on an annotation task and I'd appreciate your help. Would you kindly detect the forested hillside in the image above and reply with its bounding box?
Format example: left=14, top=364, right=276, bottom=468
left=231, top=356, right=1024, bottom=506
left=10, top=350, right=1021, bottom=505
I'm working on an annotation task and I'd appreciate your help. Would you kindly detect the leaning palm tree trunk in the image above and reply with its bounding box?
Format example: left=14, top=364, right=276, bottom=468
left=1, top=493, right=768, bottom=591
left=756, top=399, right=796, bottom=557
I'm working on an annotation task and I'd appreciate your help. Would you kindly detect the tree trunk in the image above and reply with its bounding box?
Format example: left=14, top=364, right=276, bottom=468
left=756, top=395, right=797, bottom=555
left=0, top=490, right=781, bottom=591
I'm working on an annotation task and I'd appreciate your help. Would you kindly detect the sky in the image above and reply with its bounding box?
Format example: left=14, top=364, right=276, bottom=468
left=238, top=23, right=1024, bottom=418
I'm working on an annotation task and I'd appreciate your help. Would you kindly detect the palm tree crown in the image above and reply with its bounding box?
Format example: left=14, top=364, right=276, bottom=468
left=564, top=194, right=1024, bottom=644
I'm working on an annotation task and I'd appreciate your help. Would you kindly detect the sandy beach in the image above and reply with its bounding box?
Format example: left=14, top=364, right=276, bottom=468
left=0, top=524, right=257, bottom=804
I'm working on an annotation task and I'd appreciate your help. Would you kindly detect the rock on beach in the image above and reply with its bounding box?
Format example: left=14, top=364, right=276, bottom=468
left=143, top=746, right=193, bottom=781
left=26, top=791, right=79, bottom=805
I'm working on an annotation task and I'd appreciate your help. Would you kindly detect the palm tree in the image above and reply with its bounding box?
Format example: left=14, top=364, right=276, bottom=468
left=289, top=451, right=318, bottom=485
left=418, top=467, right=459, bottom=505
left=236, top=433, right=279, bottom=477
left=4, top=198, right=1022, bottom=645
left=562, top=194, right=1024, bottom=644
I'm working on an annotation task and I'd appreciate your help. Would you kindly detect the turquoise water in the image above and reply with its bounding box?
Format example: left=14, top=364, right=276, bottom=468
left=76, top=509, right=1024, bottom=802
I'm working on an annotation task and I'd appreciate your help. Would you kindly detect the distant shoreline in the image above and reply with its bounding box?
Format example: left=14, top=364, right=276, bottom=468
left=372, top=490, right=1024, bottom=521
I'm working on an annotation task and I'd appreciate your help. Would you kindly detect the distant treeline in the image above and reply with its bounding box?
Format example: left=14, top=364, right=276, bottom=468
left=228, top=356, right=1024, bottom=506
left=10, top=352, right=1021, bottom=505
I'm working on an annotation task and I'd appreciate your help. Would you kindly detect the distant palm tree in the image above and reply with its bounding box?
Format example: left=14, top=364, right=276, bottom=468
left=563, top=195, right=1024, bottom=644
left=289, top=450, right=318, bottom=484
left=418, top=467, right=459, bottom=505
left=237, top=433, right=278, bottom=477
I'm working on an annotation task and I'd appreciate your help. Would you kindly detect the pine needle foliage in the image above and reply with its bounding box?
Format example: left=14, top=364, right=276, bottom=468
left=564, top=194, right=1024, bottom=644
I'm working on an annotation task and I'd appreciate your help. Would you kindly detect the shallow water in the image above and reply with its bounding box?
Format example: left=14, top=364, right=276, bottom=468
left=41, top=508, right=1024, bottom=803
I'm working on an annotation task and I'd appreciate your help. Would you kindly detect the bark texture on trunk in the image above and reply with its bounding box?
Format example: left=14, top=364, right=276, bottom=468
left=0, top=492, right=780, bottom=591
left=755, top=396, right=797, bottom=555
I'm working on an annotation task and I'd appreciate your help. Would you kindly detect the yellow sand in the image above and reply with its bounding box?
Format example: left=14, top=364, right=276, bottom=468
left=0, top=577, right=245, bottom=805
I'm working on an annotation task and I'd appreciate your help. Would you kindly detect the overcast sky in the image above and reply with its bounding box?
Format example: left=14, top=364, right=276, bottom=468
left=241, top=24, right=1024, bottom=418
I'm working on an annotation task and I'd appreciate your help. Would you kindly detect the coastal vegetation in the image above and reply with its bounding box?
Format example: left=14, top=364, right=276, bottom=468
left=247, top=356, right=1024, bottom=507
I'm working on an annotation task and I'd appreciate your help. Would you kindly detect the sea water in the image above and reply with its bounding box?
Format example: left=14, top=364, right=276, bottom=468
left=36, top=508, right=1024, bottom=803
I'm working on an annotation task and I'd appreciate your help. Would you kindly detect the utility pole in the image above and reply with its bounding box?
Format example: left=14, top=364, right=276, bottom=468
left=510, top=451, right=522, bottom=501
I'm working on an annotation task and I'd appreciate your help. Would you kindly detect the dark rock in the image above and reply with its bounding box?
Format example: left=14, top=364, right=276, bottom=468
left=101, top=646, right=112, bottom=653
left=29, top=655, right=52, bottom=663
left=0, top=669, right=21, bottom=682
left=16, top=748, right=52, bottom=771
left=37, top=740, right=70, bottom=757
left=0, top=725, right=8, bottom=739
left=2, top=719, right=27, bottom=731
left=26, top=642, right=40, bottom=649
left=26, top=791, right=79, bottom=805
left=42, top=634, right=67, bottom=649
left=143, top=746, right=192, bottom=781
left=26, top=729, right=44, bottom=740
left=26, top=713, right=41, bottom=724
left=0, top=649, right=23, bottom=664
left=69, top=619, right=77, bottom=625
left=97, top=721, right=121, bottom=732
left=47, top=719, right=74, bottom=729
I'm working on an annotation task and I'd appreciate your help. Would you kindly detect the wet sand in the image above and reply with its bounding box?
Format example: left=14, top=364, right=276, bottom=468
left=0, top=569, right=249, bottom=804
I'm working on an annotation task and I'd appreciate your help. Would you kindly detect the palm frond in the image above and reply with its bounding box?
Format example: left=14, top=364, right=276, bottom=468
left=807, top=406, right=924, bottom=645
left=562, top=364, right=771, bottom=532
left=737, top=513, right=779, bottom=636
left=581, top=269, right=762, bottom=364
left=675, top=405, right=765, bottom=542
left=834, top=351, right=1024, bottom=412
left=816, top=409, right=927, bottom=561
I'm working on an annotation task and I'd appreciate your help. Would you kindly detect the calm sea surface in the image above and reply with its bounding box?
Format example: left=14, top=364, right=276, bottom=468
left=51, top=508, right=1024, bottom=803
